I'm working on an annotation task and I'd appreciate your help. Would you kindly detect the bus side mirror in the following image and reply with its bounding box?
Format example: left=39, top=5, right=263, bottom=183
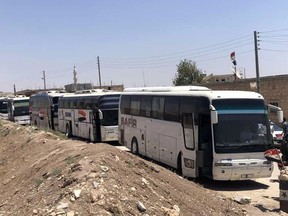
left=277, top=110, right=283, bottom=123
left=211, top=110, right=218, bottom=124
left=98, top=109, right=103, bottom=120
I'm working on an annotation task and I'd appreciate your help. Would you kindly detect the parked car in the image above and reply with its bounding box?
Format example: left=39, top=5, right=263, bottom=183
left=270, top=121, right=284, bottom=144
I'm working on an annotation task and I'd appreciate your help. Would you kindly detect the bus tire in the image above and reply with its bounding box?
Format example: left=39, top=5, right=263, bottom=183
left=177, top=153, right=183, bottom=176
left=66, top=123, right=72, bottom=138
left=131, top=137, right=139, bottom=155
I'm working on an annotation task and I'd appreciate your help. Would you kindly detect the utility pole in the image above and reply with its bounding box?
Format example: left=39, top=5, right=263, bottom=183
left=254, top=31, right=260, bottom=93
left=13, top=84, right=16, bottom=96
left=42, top=70, right=47, bottom=90
left=73, top=65, right=77, bottom=92
left=97, top=56, right=102, bottom=88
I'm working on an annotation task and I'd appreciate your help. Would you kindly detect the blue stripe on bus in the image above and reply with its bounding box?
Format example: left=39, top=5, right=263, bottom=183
left=217, top=110, right=267, bottom=114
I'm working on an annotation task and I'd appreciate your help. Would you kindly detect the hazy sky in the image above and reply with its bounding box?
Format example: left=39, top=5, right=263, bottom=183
left=0, top=1, right=288, bottom=92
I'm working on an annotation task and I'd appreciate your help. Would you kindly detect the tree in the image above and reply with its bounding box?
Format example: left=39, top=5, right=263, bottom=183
left=173, top=59, right=206, bottom=86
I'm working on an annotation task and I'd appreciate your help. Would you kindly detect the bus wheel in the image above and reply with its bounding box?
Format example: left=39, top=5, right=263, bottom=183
left=66, top=124, right=71, bottom=138
left=131, top=137, right=139, bottom=155
left=177, top=153, right=183, bottom=176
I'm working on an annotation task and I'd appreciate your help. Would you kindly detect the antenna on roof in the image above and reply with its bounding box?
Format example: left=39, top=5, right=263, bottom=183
left=142, top=71, right=146, bottom=87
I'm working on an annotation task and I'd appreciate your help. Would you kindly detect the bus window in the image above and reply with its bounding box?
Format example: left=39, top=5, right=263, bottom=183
left=130, top=96, right=140, bottom=116
left=152, top=97, right=165, bottom=119
left=120, top=95, right=130, bottom=114
left=182, top=113, right=195, bottom=150
left=140, top=96, right=152, bottom=117
left=164, top=96, right=179, bottom=122
left=0, top=101, right=8, bottom=113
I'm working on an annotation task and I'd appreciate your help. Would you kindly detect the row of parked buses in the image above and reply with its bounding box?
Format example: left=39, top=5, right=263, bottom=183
left=29, top=89, right=120, bottom=143
left=0, top=96, right=30, bottom=124
left=0, top=86, right=284, bottom=181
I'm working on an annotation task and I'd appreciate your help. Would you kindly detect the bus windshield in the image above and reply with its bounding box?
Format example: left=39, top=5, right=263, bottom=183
left=13, top=100, right=30, bottom=116
left=0, top=101, right=8, bottom=113
left=212, top=99, right=272, bottom=153
left=101, top=109, right=118, bottom=126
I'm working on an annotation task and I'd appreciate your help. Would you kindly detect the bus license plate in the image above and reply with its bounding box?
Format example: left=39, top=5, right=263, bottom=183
left=241, top=174, right=253, bottom=178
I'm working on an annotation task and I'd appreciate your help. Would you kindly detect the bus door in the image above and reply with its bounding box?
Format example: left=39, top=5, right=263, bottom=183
left=90, top=106, right=101, bottom=142
left=197, top=114, right=213, bottom=178
left=51, top=105, right=58, bottom=130
left=182, top=113, right=197, bottom=178
left=146, top=120, right=160, bottom=161
left=89, top=111, right=96, bottom=141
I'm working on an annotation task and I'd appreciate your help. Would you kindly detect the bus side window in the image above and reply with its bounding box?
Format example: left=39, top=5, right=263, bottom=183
left=164, top=96, right=179, bottom=122
left=120, top=95, right=130, bottom=114
left=140, top=96, right=152, bottom=117
left=130, top=96, right=140, bottom=116
left=152, top=97, right=165, bottom=120
left=182, top=113, right=195, bottom=150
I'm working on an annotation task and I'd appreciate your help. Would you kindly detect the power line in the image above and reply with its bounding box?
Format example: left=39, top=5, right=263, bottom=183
left=103, top=42, right=253, bottom=65
left=259, top=28, right=288, bottom=34
left=45, top=34, right=254, bottom=78
left=260, top=34, right=288, bottom=38
left=103, top=34, right=253, bottom=61
left=260, top=39, right=288, bottom=43
left=46, top=31, right=286, bottom=81
left=260, top=48, right=288, bottom=52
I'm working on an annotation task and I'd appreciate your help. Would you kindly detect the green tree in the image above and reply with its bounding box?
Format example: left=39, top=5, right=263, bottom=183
left=173, top=59, right=206, bottom=86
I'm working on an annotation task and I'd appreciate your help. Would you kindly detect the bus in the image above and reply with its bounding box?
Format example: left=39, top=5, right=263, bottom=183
left=7, top=97, right=30, bottom=125
left=118, top=86, right=283, bottom=181
left=0, top=98, right=8, bottom=120
left=29, top=91, right=67, bottom=130
left=58, top=91, right=120, bottom=142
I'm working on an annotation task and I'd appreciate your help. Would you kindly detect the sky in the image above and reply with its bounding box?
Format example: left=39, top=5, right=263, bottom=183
left=0, top=0, right=288, bottom=92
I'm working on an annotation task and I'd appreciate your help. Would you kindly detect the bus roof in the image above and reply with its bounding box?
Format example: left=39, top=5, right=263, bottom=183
left=61, top=91, right=121, bottom=98
left=30, top=91, right=68, bottom=98
left=122, top=86, right=264, bottom=100
left=124, top=86, right=210, bottom=92
left=8, top=97, right=30, bottom=101
left=75, top=89, right=112, bottom=94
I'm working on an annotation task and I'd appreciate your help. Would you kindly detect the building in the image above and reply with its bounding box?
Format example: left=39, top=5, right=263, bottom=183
left=64, top=83, right=124, bottom=93
left=203, top=72, right=243, bottom=83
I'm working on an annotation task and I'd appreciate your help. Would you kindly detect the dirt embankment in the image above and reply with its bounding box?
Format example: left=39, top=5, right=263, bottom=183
left=0, top=120, right=283, bottom=216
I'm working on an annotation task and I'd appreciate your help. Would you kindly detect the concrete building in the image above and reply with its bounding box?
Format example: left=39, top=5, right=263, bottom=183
left=64, top=83, right=124, bottom=93
left=64, top=83, right=93, bottom=92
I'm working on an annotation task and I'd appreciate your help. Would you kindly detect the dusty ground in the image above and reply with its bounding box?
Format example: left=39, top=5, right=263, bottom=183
left=0, top=120, right=287, bottom=216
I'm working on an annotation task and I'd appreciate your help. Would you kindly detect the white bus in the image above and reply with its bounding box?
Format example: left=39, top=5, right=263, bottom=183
left=118, top=86, right=283, bottom=181
left=58, top=91, right=120, bottom=142
left=7, top=97, right=30, bottom=125
left=29, top=91, right=67, bottom=130
left=0, top=98, right=8, bottom=120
